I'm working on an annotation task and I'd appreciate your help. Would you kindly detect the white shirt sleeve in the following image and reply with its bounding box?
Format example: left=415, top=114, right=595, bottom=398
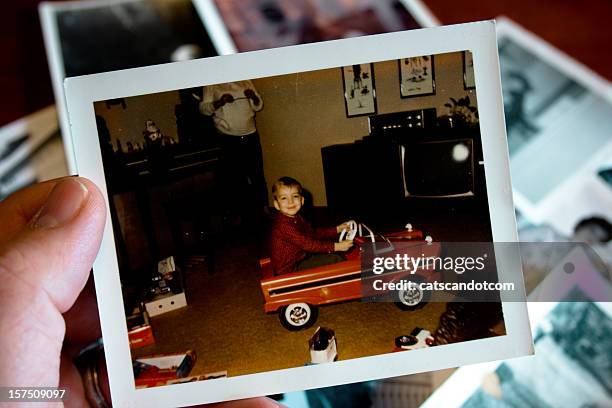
left=200, top=85, right=216, bottom=116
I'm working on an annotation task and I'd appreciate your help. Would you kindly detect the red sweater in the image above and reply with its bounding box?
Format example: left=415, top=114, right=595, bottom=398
left=270, top=213, right=337, bottom=275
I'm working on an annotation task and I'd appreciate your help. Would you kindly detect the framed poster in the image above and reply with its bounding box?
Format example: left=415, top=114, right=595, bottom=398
left=399, top=55, right=435, bottom=97
left=342, top=63, right=377, bottom=117
left=464, top=50, right=476, bottom=89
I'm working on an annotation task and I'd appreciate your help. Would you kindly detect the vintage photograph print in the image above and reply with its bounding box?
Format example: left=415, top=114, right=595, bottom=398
left=199, top=0, right=439, bottom=53
left=496, top=18, right=612, bottom=235
left=40, top=0, right=218, bottom=172
left=66, top=22, right=531, bottom=406
left=423, top=258, right=612, bottom=408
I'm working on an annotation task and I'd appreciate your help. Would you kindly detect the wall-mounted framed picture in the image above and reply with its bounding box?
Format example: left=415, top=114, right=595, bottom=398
left=341, top=63, right=377, bottom=117
left=399, top=55, right=435, bottom=98
left=463, top=50, right=476, bottom=89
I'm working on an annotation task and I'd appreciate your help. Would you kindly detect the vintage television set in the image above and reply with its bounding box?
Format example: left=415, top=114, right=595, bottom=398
left=368, top=108, right=478, bottom=199
left=399, top=138, right=475, bottom=198
left=322, top=109, right=481, bottom=215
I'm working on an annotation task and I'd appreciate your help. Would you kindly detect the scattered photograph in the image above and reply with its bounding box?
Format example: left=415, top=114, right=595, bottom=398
left=422, top=230, right=612, bottom=408
left=202, top=0, right=439, bottom=52
left=496, top=18, right=612, bottom=235
left=45, top=0, right=216, bottom=77
left=40, top=0, right=218, bottom=172
left=461, top=301, right=612, bottom=408
left=0, top=106, right=67, bottom=200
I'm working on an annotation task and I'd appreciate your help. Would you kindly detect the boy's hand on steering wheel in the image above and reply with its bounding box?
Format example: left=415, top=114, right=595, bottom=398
left=334, top=240, right=354, bottom=252
left=336, top=222, right=351, bottom=234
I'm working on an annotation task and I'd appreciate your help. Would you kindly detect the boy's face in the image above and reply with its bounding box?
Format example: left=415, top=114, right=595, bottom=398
left=274, top=185, right=303, bottom=217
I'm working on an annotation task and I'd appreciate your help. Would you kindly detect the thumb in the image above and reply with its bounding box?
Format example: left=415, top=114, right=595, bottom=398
left=0, top=177, right=106, bottom=387
left=2, top=178, right=106, bottom=312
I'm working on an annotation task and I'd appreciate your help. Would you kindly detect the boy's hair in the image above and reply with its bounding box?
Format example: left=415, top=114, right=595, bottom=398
left=272, top=177, right=302, bottom=200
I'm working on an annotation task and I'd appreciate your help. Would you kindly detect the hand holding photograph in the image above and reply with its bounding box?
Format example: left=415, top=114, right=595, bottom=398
left=65, top=21, right=532, bottom=407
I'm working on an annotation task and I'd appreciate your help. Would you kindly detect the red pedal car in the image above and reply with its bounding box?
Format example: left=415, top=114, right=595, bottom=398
left=259, top=222, right=442, bottom=330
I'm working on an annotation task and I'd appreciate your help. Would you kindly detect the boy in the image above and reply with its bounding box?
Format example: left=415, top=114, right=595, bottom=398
left=270, top=177, right=353, bottom=275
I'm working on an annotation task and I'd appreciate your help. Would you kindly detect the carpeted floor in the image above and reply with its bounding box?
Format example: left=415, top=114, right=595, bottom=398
left=131, top=239, right=449, bottom=377
left=130, top=208, right=504, bottom=379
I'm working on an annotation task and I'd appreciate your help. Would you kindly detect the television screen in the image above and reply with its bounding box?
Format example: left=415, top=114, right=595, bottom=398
left=401, top=138, right=474, bottom=197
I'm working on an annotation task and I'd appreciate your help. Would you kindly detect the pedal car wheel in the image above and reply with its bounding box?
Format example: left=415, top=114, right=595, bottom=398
left=279, top=303, right=318, bottom=331
left=395, top=279, right=430, bottom=311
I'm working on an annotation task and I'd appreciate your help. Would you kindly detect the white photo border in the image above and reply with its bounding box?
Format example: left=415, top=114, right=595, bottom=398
left=65, top=21, right=532, bottom=407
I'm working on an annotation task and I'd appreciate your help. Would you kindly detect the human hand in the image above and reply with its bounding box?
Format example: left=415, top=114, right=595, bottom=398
left=244, top=89, right=260, bottom=105
left=336, top=222, right=351, bottom=234
left=334, top=240, right=354, bottom=252
left=221, top=93, right=235, bottom=104
left=214, top=94, right=234, bottom=109
left=0, top=178, right=281, bottom=408
left=0, top=177, right=106, bottom=405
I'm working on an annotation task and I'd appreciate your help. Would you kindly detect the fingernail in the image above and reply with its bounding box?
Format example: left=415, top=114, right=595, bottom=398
left=31, top=179, right=89, bottom=229
left=264, top=398, right=285, bottom=407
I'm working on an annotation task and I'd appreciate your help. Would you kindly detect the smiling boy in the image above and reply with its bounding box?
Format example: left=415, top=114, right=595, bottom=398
left=269, top=177, right=353, bottom=275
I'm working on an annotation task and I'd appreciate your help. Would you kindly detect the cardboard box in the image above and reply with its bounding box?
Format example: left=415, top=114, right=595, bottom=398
left=145, top=292, right=187, bottom=317
left=127, top=310, right=155, bottom=349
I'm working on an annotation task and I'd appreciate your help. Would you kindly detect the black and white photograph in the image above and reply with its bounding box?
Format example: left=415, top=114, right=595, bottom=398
left=499, top=37, right=585, bottom=157
left=496, top=18, right=612, bottom=236
left=422, top=227, right=612, bottom=408
left=461, top=301, right=612, bottom=408
left=0, top=106, right=66, bottom=200
left=49, top=0, right=216, bottom=77
left=40, top=0, right=218, bottom=171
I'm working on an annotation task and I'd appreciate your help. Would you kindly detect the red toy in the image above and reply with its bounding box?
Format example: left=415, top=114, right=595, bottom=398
left=127, top=309, right=155, bottom=349
left=260, top=222, right=442, bottom=330
left=134, top=350, right=196, bottom=388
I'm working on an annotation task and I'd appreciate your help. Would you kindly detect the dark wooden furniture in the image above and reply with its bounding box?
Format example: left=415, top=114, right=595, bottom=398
left=104, top=144, right=222, bottom=284
left=321, top=117, right=486, bottom=222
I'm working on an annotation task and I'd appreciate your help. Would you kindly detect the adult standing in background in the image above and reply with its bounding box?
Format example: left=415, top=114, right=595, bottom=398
left=200, top=80, right=268, bottom=231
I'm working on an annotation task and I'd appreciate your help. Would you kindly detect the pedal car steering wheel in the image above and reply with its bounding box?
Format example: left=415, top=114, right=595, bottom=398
left=339, top=220, right=358, bottom=242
